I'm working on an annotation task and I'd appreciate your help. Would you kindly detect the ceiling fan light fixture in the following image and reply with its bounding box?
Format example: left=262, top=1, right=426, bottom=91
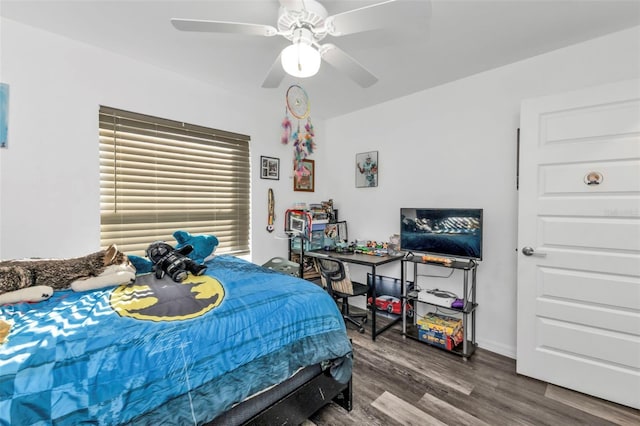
left=281, top=28, right=321, bottom=78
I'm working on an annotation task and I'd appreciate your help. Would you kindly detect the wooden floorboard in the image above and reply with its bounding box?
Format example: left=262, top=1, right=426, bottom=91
left=309, top=317, right=640, bottom=426
left=544, top=385, right=640, bottom=426
left=372, top=391, right=448, bottom=426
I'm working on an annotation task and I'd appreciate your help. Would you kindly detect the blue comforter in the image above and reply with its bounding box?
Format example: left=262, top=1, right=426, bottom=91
left=0, top=255, right=352, bottom=425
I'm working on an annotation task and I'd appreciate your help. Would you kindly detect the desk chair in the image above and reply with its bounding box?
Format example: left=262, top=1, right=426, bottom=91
left=317, top=258, right=369, bottom=333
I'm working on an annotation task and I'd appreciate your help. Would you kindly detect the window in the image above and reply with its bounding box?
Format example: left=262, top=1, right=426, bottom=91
left=99, top=106, right=251, bottom=256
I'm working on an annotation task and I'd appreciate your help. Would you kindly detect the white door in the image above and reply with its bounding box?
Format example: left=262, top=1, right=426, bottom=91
left=517, top=78, right=640, bottom=409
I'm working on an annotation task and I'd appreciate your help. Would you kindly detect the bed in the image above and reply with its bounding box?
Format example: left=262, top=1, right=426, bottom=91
left=0, top=255, right=353, bottom=425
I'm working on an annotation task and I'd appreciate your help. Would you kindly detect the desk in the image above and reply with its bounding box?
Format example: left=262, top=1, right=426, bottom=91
left=305, top=251, right=404, bottom=341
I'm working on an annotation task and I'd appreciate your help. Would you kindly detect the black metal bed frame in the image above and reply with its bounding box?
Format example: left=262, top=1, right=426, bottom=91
left=208, top=368, right=352, bottom=426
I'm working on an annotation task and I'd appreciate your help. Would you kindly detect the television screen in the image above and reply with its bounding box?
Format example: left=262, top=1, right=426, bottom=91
left=400, top=208, right=483, bottom=260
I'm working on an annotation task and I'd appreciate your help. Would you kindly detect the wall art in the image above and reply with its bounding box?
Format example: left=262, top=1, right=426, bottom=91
left=293, top=159, right=314, bottom=192
left=260, top=156, right=280, bottom=180
left=0, top=83, right=9, bottom=148
left=356, top=151, right=378, bottom=188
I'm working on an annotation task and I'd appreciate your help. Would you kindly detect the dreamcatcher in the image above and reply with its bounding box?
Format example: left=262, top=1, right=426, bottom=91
left=281, top=85, right=315, bottom=177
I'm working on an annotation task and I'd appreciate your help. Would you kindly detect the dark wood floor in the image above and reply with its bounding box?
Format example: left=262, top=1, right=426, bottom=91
left=308, top=318, right=640, bottom=426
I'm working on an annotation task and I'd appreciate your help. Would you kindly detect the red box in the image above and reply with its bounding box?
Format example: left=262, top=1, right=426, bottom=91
left=418, top=328, right=456, bottom=350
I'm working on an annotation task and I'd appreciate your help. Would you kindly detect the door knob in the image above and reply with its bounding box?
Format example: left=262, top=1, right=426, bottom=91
left=522, top=247, right=547, bottom=257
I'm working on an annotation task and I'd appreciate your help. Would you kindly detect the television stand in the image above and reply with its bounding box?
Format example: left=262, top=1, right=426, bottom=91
left=401, top=256, right=478, bottom=359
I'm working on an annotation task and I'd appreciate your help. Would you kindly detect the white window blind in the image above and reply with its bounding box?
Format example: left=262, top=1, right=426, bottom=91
left=99, top=106, right=251, bottom=256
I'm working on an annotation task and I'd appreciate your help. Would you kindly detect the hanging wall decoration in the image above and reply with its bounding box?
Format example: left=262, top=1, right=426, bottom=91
left=356, top=151, right=378, bottom=188
left=282, top=85, right=316, bottom=179
left=266, top=188, right=275, bottom=232
left=293, top=159, right=315, bottom=192
left=281, top=110, right=291, bottom=144
left=0, top=83, right=9, bottom=148
left=260, top=156, right=280, bottom=180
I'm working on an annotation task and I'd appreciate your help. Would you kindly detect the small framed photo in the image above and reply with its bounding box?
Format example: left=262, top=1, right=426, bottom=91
left=324, top=220, right=348, bottom=243
left=337, top=221, right=348, bottom=242
left=289, top=216, right=306, bottom=234
left=356, top=151, right=378, bottom=188
left=294, top=159, right=315, bottom=192
left=260, top=156, right=280, bottom=180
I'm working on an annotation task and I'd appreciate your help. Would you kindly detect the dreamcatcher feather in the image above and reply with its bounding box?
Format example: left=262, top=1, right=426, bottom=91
left=304, top=118, right=315, bottom=154
left=293, top=132, right=307, bottom=177
left=281, top=111, right=292, bottom=144
left=291, top=123, right=300, bottom=146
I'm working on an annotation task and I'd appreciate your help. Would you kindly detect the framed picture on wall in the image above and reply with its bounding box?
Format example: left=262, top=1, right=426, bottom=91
left=294, top=159, right=314, bottom=192
left=260, top=156, right=280, bottom=180
left=356, top=151, right=378, bottom=188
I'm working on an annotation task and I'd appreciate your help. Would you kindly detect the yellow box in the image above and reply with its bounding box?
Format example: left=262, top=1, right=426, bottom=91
left=417, top=313, right=462, bottom=336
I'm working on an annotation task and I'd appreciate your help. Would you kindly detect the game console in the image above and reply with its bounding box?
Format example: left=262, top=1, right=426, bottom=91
left=416, top=289, right=458, bottom=307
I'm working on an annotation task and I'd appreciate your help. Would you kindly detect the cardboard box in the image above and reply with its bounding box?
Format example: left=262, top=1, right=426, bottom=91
left=416, top=313, right=464, bottom=350
left=418, top=328, right=455, bottom=350
left=417, top=326, right=464, bottom=350
left=417, top=313, right=462, bottom=336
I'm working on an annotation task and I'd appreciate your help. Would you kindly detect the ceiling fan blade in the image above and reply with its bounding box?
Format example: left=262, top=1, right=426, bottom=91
left=261, top=52, right=286, bottom=88
left=171, top=18, right=278, bottom=37
left=320, top=44, right=378, bottom=88
left=278, top=0, right=303, bottom=10
left=326, top=0, right=431, bottom=36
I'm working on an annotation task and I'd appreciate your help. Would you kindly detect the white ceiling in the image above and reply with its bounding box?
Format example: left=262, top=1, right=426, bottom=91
left=2, top=0, right=639, bottom=119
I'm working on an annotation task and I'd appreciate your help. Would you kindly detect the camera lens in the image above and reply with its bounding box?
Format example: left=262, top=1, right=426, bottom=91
left=173, top=270, right=187, bottom=282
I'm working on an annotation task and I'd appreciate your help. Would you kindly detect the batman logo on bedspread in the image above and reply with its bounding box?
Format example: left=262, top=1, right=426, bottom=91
left=109, top=274, right=224, bottom=321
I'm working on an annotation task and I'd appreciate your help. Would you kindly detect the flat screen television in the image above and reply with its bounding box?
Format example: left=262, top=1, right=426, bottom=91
left=400, top=208, right=483, bottom=261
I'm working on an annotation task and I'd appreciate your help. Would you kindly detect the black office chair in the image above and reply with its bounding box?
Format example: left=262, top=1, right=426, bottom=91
left=317, top=258, right=369, bottom=333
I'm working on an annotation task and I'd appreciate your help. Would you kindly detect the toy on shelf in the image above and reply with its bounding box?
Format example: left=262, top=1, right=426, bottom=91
left=350, top=240, right=389, bottom=256
left=421, top=254, right=453, bottom=266
left=416, top=313, right=464, bottom=350
left=367, top=295, right=414, bottom=317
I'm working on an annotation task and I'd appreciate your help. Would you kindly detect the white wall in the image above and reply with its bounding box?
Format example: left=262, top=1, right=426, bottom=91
left=2, top=16, right=638, bottom=358
left=325, top=26, right=640, bottom=357
left=0, top=18, right=328, bottom=262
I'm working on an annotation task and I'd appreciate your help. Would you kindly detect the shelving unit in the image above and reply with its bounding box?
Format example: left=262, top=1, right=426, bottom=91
left=285, top=209, right=325, bottom=279
left=285, top=208, right=348, bottom=280
left=401, top=256, right=478, bottom=359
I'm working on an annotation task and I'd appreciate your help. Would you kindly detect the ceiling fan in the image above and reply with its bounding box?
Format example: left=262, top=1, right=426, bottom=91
left=170, top=0, right=431, bottom=88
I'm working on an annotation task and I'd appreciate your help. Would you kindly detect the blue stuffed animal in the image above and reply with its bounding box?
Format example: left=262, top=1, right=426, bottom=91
left=129, top=230, right=219, bottom=275
left=128, top=254, right=154, bottom=275
left=173, top=230, right=219, bottom=264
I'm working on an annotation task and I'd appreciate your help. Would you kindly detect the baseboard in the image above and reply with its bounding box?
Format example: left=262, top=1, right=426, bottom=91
left=477, top=338, right=516, bottom=359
